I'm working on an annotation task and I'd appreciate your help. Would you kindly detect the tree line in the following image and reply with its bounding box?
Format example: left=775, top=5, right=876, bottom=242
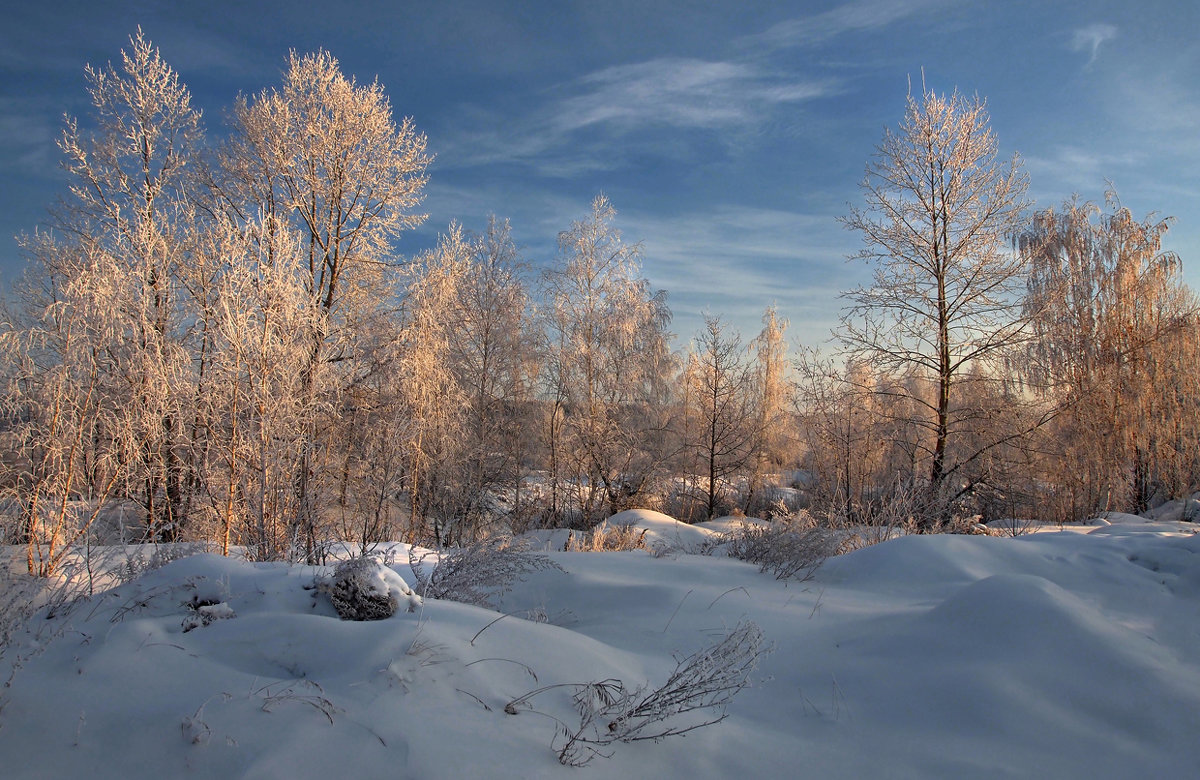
left=2, top=33, right=1196, bottom=573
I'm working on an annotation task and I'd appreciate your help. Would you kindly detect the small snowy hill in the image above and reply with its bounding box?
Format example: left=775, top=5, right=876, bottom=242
left=2, top=518, right=1198, bottom=778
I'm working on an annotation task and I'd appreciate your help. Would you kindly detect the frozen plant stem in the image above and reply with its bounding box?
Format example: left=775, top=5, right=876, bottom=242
left=506, top=622, right=768, bottom=766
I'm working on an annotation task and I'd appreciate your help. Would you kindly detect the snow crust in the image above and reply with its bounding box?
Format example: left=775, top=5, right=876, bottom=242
left=2, top=516, right=1198, bottom=778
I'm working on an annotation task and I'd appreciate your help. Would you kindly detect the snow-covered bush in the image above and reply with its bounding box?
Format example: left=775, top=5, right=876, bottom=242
left=723, top=519, right=839, bottom=581
left=179, top=576, right=236, bottom=632
left=563, top=522, right=647, bottom=552
left=314, top=557, right=421, bottom=620
left=181, top=601, right=236, bottom=633
left=409, top=536, right=562, bottom=609
left=117, top=543, right=213, bottom=585
left=507, top=621, right=768, bottom=766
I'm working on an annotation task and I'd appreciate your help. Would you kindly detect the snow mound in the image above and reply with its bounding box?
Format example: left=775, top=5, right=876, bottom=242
left=1097, top=511, right=1157, bottom=524
left=693, top=515, right=770, bottom=535
left=317, top=556, right=422, bottom=620
left=1085, top=511, right=1200, bottom=538
left=3, top=523, right=1199, bottom=778
left=1142, top=495, right=1200, bottom=523
left=521, top=508, right=721, bottom=552
left=605, top=508, right=719, bottom=549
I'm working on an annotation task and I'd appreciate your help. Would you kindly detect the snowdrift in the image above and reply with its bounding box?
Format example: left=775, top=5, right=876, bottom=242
left=1, top=517, right=1198, bottom=778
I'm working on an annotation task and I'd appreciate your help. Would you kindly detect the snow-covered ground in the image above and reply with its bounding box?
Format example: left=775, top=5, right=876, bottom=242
left=1, top=512, right=1198, bottom=778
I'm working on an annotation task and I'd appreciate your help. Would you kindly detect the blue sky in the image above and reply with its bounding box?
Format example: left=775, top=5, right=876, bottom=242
left=1, top=0, right=1197, bottom=346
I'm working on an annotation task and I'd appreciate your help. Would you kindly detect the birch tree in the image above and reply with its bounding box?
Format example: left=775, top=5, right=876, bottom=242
left=1021, top=192, right=1200, bottom=516
left=446, top=217, right=538, bottom=537
left=540, top=196, right=673, bottom=524
left=223, top=50, right=431, bottom=560
left=840, top=86, right=1030, bottom=514
left=2, top=238, right=127, bottom=575
left=745, top=305, right=792, bottom=511
left=197, top=215, right=319, bottom=557
left=682, top=315, right=758, bottom=519
left=395, top=225, right=471, bottom=543
left=33, top=29, right=203, bottom=541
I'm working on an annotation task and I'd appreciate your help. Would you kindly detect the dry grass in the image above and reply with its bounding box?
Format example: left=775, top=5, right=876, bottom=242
left=722, top=518, right=840, bottom=581
left=563, top=522, right=648, bottom=552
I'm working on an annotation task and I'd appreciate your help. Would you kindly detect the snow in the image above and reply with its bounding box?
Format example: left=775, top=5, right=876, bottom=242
left=1140, top=494, right=1200, bottom=524
left=2, top=516, right=1198, bottom=778
left=605, top=508, right=720, bottom=549
left=517, top=508, right=722, bottom=554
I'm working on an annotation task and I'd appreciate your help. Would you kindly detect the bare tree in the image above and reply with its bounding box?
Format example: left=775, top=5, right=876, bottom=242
left=539, top=196, right=674, bottom=524
left=223, top=50, right=431, bottom=560
left=50, top=28, right=204, bottom=541
left=839, top=85, right=1030, bottom=514
left=745, top=305, right=793, bottom=512
left=1020, top=192, right=1200, bottom=516
left=682, top=315, right=758, bottom=519
left=794, top=354, right=886, bottom=522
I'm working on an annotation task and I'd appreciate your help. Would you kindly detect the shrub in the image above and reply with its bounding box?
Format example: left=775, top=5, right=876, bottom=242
left=563, top=522, right=647, bottom=552
left=506, top=621, right=768, bottom=766
left=723, top=519, right=839, bottom=581
left=314, top=556, right=421, bottom=621
left=408, top=536, right=562, bottom=609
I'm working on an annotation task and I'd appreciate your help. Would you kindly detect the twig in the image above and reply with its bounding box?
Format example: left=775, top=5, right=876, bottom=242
left=463, top=657, right=538, bottom=682
left=456, top=688, right=492, bottom=711
left=470, top=613, right=510, bottom=646
left=808, top=588, right=825, bottom=619
left=831, top=674, right=852, bottom=723
left=662, top=589, right=693, bottom=632
left=707, top=586, right=749, bottom=609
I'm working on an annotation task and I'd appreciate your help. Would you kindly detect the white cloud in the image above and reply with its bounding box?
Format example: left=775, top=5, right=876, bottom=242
left=1069, top=23, right=1117, bottom=67
left=0, top=97, right=63, bottom=177
left=434, top=57, right=835, bottom=175
left=619, top=205, right=866, bottom=345
left=555, top=58, right=834, bottom=133
left=740, top=0, right=940, bottom=52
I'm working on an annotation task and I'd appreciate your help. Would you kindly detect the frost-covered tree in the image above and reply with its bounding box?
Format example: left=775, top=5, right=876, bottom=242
left=445, top=217, right=539, bottom=538
left=1020, top=192, right=1200, bottom=516
left=223, top=50, right=431, bottom=560
left=196, top=215, right=319, bottom=558
left=5, top=34, right=446, bottom=563
left=840, top=85, right=1030, bottom=512
left=745, top=305, right=792, bottom=510
left=2, top=238, right=128, bottom=575
left=540, top=196, right=674, bottom=524
left=400, top=225, right=471, bottom=543
left=682, top=315, right=758, bottom=519
left=17, top=29, right=205, bottom=542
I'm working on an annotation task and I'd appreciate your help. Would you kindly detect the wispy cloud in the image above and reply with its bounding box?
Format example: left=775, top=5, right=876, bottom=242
left=435, top=57, right=836, bottom=174
left=417, top=187, right=863, bottom=344
left=556, top=58, right=833, bottom=133
left=0, top=97, right=63, bottom=178
left=1069, top=23, right=1117, bottom=67
left=415, top=181, right=587, bottom=253
left=431, top=0, right=951, bottom=178
left=1023, top=145, right=1143, bottom=204
left=739, top=0, right=939, bottom=52
left=1112, top=70, right=1200, bottom=146
left=621, top=205, right=866, bottom=344
left=150, top=32, right=276, bottom=82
